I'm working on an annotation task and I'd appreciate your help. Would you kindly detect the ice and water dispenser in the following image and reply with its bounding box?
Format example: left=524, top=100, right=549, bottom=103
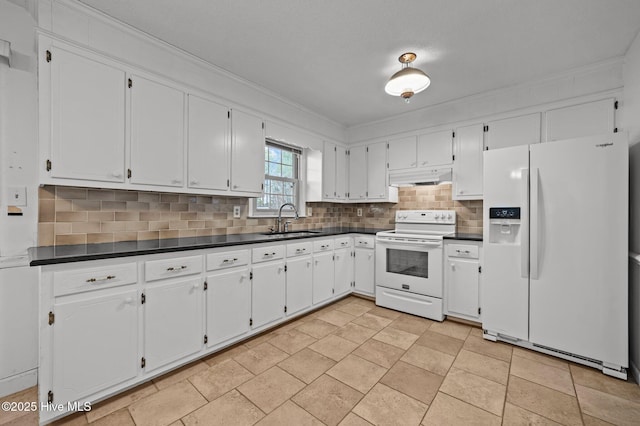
left=488, top=207, right=521, bottom=244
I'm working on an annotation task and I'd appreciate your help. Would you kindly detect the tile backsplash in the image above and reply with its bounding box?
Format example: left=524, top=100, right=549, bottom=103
left=38, top=184, right=482, bottom=246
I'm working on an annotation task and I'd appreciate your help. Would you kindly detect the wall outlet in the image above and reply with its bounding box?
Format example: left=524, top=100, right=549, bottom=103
left=307, top=207, right=312, bottom=216
left=7, top=187, right=27, bottom=206
left=357, top=208, right=362, bottom=217
left=233, top=205, right=241, bottom=218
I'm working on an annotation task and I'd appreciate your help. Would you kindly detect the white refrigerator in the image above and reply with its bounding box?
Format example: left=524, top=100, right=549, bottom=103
left=482, top=133, right=628, bottom=378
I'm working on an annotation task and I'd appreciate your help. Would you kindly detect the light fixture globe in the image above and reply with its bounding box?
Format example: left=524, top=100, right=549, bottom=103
left=385, top=52, right=431, bottom=102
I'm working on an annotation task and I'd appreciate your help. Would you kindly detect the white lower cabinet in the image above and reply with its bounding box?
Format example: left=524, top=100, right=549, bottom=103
left=312, top=251, right=335, bottom=304
left=334, top=247, right=352, bottom=296
left=354, top=247, right=375, bottom=296
left=286, top=256, right=313, bottom=316
left=444, top=241, right=482, bottom=321
left=251, top=260, right=286, bottom=329
left=206, top=267, right=251, bottom=347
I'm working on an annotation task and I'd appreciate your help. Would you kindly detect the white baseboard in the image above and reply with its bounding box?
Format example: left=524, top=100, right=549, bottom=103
left=630, top=361, right=640, bottom=386
left=0, top=369, right=37, bottom=398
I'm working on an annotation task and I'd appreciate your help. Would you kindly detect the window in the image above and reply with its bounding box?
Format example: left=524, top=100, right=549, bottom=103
left=254, top=140, right=303, bottom=215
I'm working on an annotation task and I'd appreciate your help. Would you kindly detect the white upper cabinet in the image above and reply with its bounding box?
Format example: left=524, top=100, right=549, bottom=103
left=453, top=124, right=484, bottom=200
left=417, top=129, right=454, bottom=167
left=230, top=109, right=264, bottom=194
left=187, top=95, right=230, bottom=191
left=322, top=142, right=337, bottom=199
left=335, top=145, right=348, bottom=200
left=545, top=98, right=615, bottom=142
left=367, top=142, right=389, bottom=200
left=485, top=113, right=541, bottom=150
left=388, top=136, right=417, bottom=170
left=130, top=75, right=185, bottom=187
left=49, top=45, right=126, bottom=183
left=348, top=146, right=367, bottom=200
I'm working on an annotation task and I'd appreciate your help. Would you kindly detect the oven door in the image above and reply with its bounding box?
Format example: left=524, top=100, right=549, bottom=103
left=375, top=238, right=443, bottom=298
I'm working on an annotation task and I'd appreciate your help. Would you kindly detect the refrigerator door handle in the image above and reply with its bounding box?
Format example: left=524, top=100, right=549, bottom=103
left=521, top=168, right=529, bottom=279
left=530, top=167, right=539, bottom=280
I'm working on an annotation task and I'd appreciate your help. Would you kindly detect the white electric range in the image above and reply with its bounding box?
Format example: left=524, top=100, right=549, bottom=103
left=375, top=210, right=456, bottom=321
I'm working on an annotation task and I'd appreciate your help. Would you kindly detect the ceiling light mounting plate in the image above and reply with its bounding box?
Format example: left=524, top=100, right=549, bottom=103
left=399, top=52, right=416, bottom=64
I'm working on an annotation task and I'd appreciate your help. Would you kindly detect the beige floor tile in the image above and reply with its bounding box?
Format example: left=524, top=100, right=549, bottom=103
left=469, top=327, right=484, bottom=338
left=352, top=339, right=405, bottom=368
left=389, top=314, right=433, bottom=335
left=338, top=413, right=373, bottom=426
left=462, top=334, right=513, bottom=362
left=326, top=354, right=388, bottom=393
left=128, top=381, right=207, bottom=426
left=511, top=354, right=575, bottom=395
left=203, top=344, right=248, bottom=367
left=233, top=342, right=289, bottom=375
left=292, top=375, right=363, bottom=426
left=372, top=327, right=419, bottom=350
left=352, top=313, right=393, bottom=331
left=401, top=344, right=455, bottom=376
left=349, top=296, right=375, bottom=307
left=582, top=414, right=615, bottom=425
left=380, top=360, right=443, bottom=405
left=575, top=383, right=640, bottom=426
left=335, top=302, right=373, bottom=317
left=333, top=323, right=377, bottom=344
left=440, top=368, right=506, bottom=416
left=243, top=331, right=275, bottom=348
left=168, top=420, right=184, bottom=426
left=182, top=389, right=264, bottom=426
left=152, top=361, right=209, bottom=390
left=255, top=401, right=323, bottom=426
left=453, top=349, right=510, bottom=385
left=414, top=330, right=464, bottom=356
left=268, top=329, right=317, bottom=354
left=90, top=408, right=134, bottom=426
left=0, top=386, right=38, bottom=425
left=570, top=364, right=640, bottom=403
left=295, top=318, right=339, bottom=338
left=309, top=334, right=359, bottom=361
left=86, top=381, right=158, bottom=422
left=317, top=310, right=357, bottom=327
left=353, top=383, right=427, bottom=426
left=278, top=347, right=336, bottom=384
left=502, top=402, right=563, bottom=425
left=368, top=306, right=402, bottom=320
left=512, top=347, right=569, bottom=371
left=422, top=392, right=501, bottom=426
left=1, top=410, right=38, bottom=426
left=50, top=412, right=88, bottom=425
left=429, top=320, right=471, bottom=340
left=188, top=359, right=254, bottom=401
left=507, top=376, right=582, bottom=426
left=236, top=366, right=305, bottom=413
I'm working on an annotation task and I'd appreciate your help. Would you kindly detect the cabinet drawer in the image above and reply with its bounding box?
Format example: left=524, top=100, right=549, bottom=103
left=446, top=244, right=479, bottom=259
left=313, top=239, right=333, bottom=252
left=334, top=237, right=352, bottom=249
left=53, top=262, right=138, bottom=296
left=145, top=255, right=202, bottom=282
left=286, top=241, right=312, bottom=258
left=252, top=245, right=285, bottom=263
left=207, top=249, right=250, bottom=271
left=354, top=236, right=375, bottom=248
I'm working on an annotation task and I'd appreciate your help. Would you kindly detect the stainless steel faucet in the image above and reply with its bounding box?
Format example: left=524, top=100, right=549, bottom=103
left=276, top=203, right=299, bottom=233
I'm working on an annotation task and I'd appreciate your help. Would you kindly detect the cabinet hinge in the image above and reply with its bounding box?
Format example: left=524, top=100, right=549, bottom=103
left=249, top=318, right=253, bottom=326
left=128, top=78, right=132, bottom=88
left=332, top=255, right=335, bottom=261
left=478, top=307, right=481, bottom=315
left=48, top=311, right=55, bottom=325
left=261, top=183, right=264, bottom=190
left=203, top=335, right=208, bottom=344
left=386, top=143, right=389, bottom=149
left=250, top=271, right=253, bottom=280
left=452, top=155, right=455, bottom=161
left=347, top=150, right=350, bottom=155
left=45, top=50, right=52, bottom=62
left=262, top=122, right=265, bottom=129
left=366, top=147, right=369, bottom=152
left=203, top=281, right=208, bottom=291
left=228, top=110, right=230, bottom=118
left=284, top=265, right=288, bottom=272
left=141, top=293, right=146, bottom=304
left=614, top=128, right=619, bottom=133
left=452, top=131, right=455, bottom=138
left=387, top=162, right=389, bottom=169
left=347, top=192, right=350, bottom=198
left=483, top=125, right=489, bottom=132
left=227, top=179, right=230, bottom=187
left=127, top=168, right=132, bottom=179
left=47, top=390, right=53, bottom=404
left=485, top=146, right=489, bottom=151
left=478, top=266, right=482, bottom=273
left=334, top=146, right=337, bottom=152
left=284, top=305, right=287, bottom=313
left=614, top=100, right=619, bottom=110
left=332, top=288, right=335, bottom=294
left=46, top=159, right=52, bottom=172
left=334, top=191, right=336, bottom=196
left=141, top=357, right=146, bottom=368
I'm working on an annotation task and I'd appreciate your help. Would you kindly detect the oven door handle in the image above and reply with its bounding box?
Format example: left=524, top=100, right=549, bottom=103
left=376, top=238, right=442, bottom=247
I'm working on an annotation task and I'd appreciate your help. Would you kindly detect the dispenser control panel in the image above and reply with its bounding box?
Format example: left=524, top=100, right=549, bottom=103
left=489, top=207, right=520, bottom=219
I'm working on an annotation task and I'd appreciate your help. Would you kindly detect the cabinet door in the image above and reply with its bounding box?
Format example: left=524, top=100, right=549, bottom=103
left=453, top=124, right=484, bottom=199
left=144, top=278, right=203, bottom=371
left=323, top=142, right=337, bottom=199
left=335, top=146, right=348, bottom=200
left=367, top=142, right=388, bottom=200
left=447, top=258, right=480, bottom=319
left=312, top=252, right=334, bottom=304
left=545, top=98, right=614, bottom=142
left=486, top=113, right=540, bottom=150
left=354, top=248, right=375, bottom=295
left=53, top=289, right=138, bottom=404
left=334, top=248, right=352, bottom=296
left=207, top=267, right=251, bottom=347
left=231, top=109, right=264, bottom=194
left=252, top=261, right=285, bottom=328
left=188, top=95, right=230, bottom=191
left=286, top=256, right=313, bottom=316
left=348, top=146, right=367, bottom=200
left=130, top=75, right=185, bottom=187
left=50, top=46, right=126, bottom=182
left=417, top=129, right=453, bottom=167
left=388, top=136, right=417, bottom=170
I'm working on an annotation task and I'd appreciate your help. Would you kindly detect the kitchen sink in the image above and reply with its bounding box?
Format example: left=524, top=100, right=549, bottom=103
left=260, top=231, right=322, bottom=237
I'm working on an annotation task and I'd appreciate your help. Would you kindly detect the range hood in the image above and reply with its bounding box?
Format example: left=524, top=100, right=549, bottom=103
left=388, top=167, right=452, bottom=187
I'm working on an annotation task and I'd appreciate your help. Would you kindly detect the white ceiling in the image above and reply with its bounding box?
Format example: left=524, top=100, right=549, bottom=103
left=78, top=0, right=640, bottom=128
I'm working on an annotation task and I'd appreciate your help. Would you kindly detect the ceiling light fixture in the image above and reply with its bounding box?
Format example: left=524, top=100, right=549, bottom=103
left=384, top=52, right=431, bottom=103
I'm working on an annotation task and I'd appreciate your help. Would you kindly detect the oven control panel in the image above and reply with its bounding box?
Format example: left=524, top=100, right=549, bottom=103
left=395, top=210, right=456, bottom=224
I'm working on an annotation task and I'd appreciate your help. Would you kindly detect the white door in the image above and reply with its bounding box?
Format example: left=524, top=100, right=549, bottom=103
left=188, top=95, right=230, bottom=191
left=453, top=124, right=484, bottom=199
left=251, top=261, right=285, bottom=328
left=53, top=289, right=138, bottom=404
left=417, top=129, right=453, bottom=167
left=130, top=75, right=185, bottom=187
left=312, top=252, right=334, bottom=304
left=231, top=109, right=264, bottom=194
left=486, top=113, right=541, bottom=150
left=529, top=135, right=628, bottom=366
left=354, top=248, right=375, bottom=295
left=206, top=267, right=251, bottom=347
left=286, top=256, right=313, bottom=316
left=144, top=278, right=203, bottom=371
left=50, top=46, right=126, bottom=182
left=334, top=248, right=352, bottom=296
left=447, top=258, right=480, bottom=319
left=335, top=146, right=348, bottom=200
left=323, top=142, right=337, bottom=199
left=545, top=98, right=615, bottom=142
left=388, top=136, right=417, bottom=170
left=367, top=142, right=388, bottom=200
left=348, top=146, right=367, bottom=200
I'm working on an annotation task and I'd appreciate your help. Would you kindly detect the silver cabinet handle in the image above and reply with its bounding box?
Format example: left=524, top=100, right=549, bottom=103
left=264, top=252, right=276, bottom=257
left=222, top=258, right=238, bottom=264
left=167, top=265, right=187, bottom=271
left=86, top=275, right=116, bottom=283
left=295, top=248, right=307, bottom=253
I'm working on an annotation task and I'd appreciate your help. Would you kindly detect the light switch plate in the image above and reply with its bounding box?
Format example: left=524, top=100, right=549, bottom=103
left=233, top=205, right=241, bottom=218
left=307, top=207, right=312, bottom=216
left=7, top=186, right=27, bottom=206
left=357, top=208, right=362, bottom=217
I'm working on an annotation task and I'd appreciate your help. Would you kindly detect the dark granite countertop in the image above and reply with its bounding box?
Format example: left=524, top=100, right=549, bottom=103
left=444, top=233, right=483, bottom=242
left=28, top=227, right=388, bottom=266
